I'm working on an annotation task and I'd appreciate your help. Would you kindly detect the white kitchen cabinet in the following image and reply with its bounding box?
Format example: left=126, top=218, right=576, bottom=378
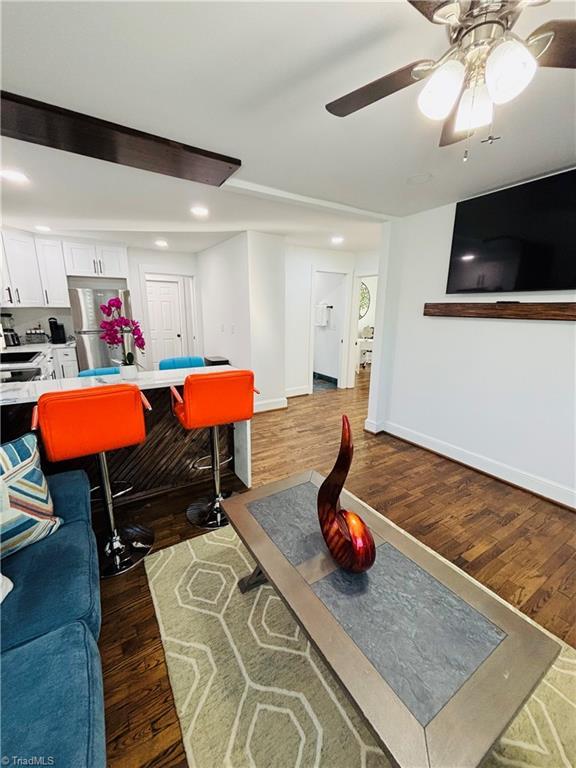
left=53, top=347, right=79, bottom=379
left=95, top=245, right=128, bottom=277
left=63, top=241, right=99, bottom=277
left=0, top=236, right=12, bottom=307
left=35, top=239, right=70, bottom=307
left=1, top=230, right=44, bottom=307
left=63, top=241, right=128, bottom=278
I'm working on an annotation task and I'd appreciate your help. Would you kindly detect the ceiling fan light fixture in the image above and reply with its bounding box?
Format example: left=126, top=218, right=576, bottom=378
left=454, top=82, right=493, bottom=133
left=417, top=59, right=466, bottom=120
left=486, top=39, right=537, bottom=104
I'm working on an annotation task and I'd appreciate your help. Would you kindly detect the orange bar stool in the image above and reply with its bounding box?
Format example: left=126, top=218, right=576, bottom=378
left=33, top=384, right=154, bottom=578
left=170, top=370, right=257, bottom=529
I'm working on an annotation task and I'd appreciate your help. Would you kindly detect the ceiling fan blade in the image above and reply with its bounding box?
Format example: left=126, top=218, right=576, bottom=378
left=439, top=91, right=472, bottom=147
left=407, top=1, right=448, bottom=23
left=326, top=60, right=433, bottom=117
left=527, top=19, right=576, bottom=68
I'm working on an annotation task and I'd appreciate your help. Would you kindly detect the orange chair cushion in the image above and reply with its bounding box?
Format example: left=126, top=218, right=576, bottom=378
left=38, top=384, right=146, bottom=461
left=176, top=370, right=255, bottom=430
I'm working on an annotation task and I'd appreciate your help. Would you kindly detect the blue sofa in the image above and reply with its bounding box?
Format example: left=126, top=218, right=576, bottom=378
left=1, top=470, right=106, bottom=767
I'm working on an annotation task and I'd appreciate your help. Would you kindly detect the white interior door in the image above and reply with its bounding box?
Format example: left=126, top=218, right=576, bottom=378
left=146, top=278, right=185, bottom=367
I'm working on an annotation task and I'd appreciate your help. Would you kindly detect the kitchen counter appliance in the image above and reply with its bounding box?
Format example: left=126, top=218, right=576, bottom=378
left=0, top=368, right=41, bottom=383
left=1, top=313, right=20, bottom=346
left=48, top=317, right=67, bottom=345
left=0, top=351, right=43, bottom=365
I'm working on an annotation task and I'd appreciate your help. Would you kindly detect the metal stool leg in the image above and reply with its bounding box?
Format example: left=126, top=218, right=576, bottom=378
left=186, top=425, right=229, bottom=529
left=98, top=452, right=155, bottom=578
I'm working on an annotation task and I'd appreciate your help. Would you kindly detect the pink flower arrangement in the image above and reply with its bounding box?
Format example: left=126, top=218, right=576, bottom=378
left=99, top=297, right=145, bottom=366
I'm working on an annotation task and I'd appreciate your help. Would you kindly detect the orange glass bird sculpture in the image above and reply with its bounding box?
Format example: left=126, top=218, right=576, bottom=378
left=317, top=415, right=376, bottom=573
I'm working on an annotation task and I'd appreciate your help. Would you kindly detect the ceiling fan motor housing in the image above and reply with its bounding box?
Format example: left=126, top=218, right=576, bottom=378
left=459, top=20, right=507, bottom=74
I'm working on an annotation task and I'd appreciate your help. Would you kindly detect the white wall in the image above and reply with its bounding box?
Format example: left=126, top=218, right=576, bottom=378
left=313, top=271, right=346, bottom=380
left=247, top=232, right=286, bottom=412
left=197, top=233, right=251, bottom=368
left=285, top=245, right=357, bottom=396
left=367, top=203, right=576, bottom=507
left=9, top=307, right=74, bottom=340
left=197, top=231, right=286, bottom=412
left=128, top=247, right=200, bottom=369
left=355, top=250, right=380, bottom=277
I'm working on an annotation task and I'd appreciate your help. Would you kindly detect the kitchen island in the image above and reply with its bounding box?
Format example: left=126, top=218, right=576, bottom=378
left=0, top=366, right=251, bottom=506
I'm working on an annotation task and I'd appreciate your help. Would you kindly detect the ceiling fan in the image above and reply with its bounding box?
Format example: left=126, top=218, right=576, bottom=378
left=325, top=0, right=576, bottom=146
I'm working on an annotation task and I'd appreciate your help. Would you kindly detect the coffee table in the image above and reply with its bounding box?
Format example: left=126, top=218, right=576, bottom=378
left=222, top=471, right=560, bottom=768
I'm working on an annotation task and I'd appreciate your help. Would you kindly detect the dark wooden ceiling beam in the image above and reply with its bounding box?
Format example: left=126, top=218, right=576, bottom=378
left=1, top=91, right=241, bottom=186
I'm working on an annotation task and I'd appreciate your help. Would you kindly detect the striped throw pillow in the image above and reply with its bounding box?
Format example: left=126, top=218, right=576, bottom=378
left=0, top=434, right=61, bottom=558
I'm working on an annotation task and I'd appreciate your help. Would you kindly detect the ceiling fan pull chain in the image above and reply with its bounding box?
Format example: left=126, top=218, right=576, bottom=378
left=462, top=80, right=476, bottom=162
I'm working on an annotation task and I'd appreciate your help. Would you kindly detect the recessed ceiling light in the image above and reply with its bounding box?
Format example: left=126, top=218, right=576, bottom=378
left=155, top=239, right=169, bottom=248
left=190, top=205, right=210, bottom=218
left=407, top=172, right=433, bottom=185
left=461, top=254, right=475, bottom=261
left=331, top=235, right=344, bottom=246
left=0, top=169, right=30, bottom=184
left=34, top=225, right=51, bottom=233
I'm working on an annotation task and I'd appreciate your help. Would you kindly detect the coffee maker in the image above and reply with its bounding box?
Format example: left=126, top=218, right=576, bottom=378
left=48, top=317, right=67, bottom=345
left=1, top=313, right=20, bottom=346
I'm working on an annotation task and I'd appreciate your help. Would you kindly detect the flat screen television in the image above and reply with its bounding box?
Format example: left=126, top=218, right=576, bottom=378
left=446, top=169, right=576, bottom=294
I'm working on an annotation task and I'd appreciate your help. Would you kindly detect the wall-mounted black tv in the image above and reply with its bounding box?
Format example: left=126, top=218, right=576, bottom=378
left=447, top=169, right=576, bottom=294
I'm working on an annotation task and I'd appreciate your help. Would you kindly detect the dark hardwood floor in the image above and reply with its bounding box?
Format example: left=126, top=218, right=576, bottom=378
left=100, top=369, right=576, bottom=767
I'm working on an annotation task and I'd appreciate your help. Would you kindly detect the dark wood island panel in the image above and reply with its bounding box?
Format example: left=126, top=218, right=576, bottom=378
left=1, top=387, right=243, bottom=510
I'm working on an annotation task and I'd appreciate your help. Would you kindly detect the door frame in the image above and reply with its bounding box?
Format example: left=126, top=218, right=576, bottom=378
left=308, top=268, right=354, bottom=392
left=140, top=271, right=199, bottom=369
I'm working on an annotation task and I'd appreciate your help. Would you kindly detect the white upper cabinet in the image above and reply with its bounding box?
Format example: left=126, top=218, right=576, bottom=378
left=0, top=231, right=130, bottom=306
left=1, top=230, right=44, bottom=307
left=63, top=241, right=99, bottom=277
left=35, top=239, right=70, bottom=307
left=1, top=236, right=12, bottom=306
left=63, top=241, right=128, bottom=278
left=95, top=245, right=128, bottom=277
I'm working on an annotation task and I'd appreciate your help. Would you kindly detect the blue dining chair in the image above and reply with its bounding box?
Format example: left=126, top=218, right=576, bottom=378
left=78, top=367, right=120, bottom=377
left=158, top=356, right=205, bottom=370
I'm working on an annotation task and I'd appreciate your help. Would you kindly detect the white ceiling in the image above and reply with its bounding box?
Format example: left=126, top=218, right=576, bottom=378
left=2, top=0, right=575, bottom=225
left=1, top=138, right=384, bottom=252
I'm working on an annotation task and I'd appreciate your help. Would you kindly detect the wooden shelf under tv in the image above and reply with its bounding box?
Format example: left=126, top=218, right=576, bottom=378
left=423, top=302, right=576, bottom=321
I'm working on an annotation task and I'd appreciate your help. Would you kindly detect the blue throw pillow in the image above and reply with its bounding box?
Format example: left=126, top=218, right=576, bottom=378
left=0, top=434, right=61, bottom=558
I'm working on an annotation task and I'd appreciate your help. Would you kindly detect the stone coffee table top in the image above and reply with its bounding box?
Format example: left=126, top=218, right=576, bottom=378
left=223, top=471, right=560, bottom=768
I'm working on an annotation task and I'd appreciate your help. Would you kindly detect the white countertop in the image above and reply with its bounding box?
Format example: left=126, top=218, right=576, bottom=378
left=0, top=365, right=237, bottom=406
left=3, top=342, right=76, bottom=352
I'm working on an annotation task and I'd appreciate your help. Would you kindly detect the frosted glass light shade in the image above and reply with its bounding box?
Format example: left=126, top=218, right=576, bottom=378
left=454, top=83, right=493, bottom=132
left=417, top=59, right=466, bottom=120
left=486, top=39, right=537, bottom=105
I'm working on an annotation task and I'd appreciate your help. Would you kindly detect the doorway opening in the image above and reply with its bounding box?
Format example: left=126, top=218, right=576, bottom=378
left=352, top=275, right=378, bottom=384
left=310, top=270, right=349, bottom=393
left=144, top=273, right=198, bottom=369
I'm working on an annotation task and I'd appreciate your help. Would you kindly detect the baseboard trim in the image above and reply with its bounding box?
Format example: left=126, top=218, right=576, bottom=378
left=364, top=418, right=382, bottom=434
left=254, top=397, right=288, bottom=413
left=364, top=419, right=576, bottom=510
left=286, top=385, right=311, bottom=398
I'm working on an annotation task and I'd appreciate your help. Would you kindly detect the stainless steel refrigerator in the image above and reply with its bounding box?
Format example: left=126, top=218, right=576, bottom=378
left=70, top=288, right=134, bottom=371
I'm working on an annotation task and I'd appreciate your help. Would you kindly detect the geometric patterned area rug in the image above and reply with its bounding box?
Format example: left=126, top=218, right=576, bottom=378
left=145, top=528, right=576, bottom=768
